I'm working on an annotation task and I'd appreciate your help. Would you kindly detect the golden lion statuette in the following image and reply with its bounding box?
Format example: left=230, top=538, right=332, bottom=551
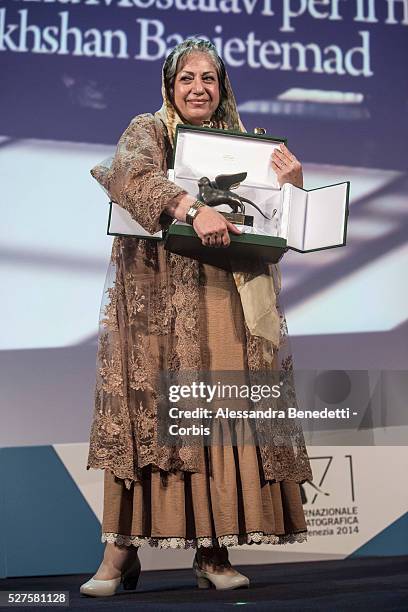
left=197, top=172, right=274, bottom=226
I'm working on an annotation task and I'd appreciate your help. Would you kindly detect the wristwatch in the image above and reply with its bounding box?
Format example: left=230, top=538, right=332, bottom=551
left=185, top=200, right=206, bottom=226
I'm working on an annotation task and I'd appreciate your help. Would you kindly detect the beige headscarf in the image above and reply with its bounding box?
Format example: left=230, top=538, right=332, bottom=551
left=156, top=40, right=281, bottom=348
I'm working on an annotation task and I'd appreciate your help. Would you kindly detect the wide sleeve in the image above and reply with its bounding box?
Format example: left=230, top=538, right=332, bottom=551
left=90, top=113, right=186, bottom=234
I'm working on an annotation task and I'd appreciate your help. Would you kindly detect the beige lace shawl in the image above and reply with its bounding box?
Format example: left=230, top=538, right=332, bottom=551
left=86, top=112, right=312, bottom=489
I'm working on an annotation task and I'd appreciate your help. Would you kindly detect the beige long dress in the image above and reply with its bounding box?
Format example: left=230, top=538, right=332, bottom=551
left=87, top=112, right=312, bottom=549
left=101, top=263, right=307, bottom=548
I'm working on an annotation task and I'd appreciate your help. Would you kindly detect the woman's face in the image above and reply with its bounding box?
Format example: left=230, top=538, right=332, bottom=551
left=173, top=53, right=220, bottom=125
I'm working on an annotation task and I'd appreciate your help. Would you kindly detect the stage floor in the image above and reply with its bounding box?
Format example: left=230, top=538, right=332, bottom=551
left=1, top=556, right=407, bottom=611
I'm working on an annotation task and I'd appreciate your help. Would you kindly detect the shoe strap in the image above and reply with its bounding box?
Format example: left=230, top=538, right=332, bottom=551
left=195, top=552, right=232, bottom=571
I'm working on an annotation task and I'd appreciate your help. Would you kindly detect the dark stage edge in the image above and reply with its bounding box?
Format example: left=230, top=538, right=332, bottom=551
left=1, top=556, right=407, bottom=611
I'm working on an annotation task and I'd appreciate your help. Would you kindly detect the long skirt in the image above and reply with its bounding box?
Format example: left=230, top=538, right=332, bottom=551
left=101, top=263, right=308, bottom=549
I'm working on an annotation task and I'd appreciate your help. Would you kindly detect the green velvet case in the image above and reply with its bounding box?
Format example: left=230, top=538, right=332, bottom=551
left=164, top=224, right=288, bottom=271
left=163, top=124, right=349, bottom=267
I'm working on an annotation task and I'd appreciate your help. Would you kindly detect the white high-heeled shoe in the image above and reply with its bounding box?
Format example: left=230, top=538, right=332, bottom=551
left=80, top=555, right=141, bottom=597
left=193, top=554, right=250, bottom=590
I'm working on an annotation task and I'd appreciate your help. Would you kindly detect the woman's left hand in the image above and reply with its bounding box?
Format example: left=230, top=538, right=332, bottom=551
left=271, top=143, right=303, bottom=189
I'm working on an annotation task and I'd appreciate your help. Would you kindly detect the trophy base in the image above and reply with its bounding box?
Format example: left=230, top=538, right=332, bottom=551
left=221, top=212, right=253, bottom=226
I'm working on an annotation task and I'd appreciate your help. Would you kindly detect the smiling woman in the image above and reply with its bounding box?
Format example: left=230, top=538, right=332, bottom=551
left=173, top=56, right=220, bottom=125
left=81, top=38, right=312, bottom=598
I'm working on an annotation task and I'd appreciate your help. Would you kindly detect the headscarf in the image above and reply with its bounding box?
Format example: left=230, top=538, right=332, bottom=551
left=156, top=39, right=281, bottom=348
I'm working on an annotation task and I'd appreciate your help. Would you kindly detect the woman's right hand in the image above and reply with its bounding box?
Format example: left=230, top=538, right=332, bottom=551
left=167, top=193, right=241, bottom=247
left=193, top=206, right=241, bottom=248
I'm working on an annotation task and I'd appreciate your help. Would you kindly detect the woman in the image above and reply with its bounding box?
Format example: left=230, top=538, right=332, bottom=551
left=80, top=38, right=312, bottom=597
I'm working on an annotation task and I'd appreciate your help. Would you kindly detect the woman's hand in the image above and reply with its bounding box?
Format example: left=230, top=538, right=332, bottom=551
left=271, top=143, right=303, bottom=189
left=193, top=206, right=241, bottom=247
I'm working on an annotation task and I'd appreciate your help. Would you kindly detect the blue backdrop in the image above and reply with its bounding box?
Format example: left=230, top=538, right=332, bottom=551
left=1, top=1, right=407, bottom=168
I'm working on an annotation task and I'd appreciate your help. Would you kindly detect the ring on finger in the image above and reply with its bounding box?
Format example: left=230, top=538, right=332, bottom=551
left=209, top=235, right=221, bottom=247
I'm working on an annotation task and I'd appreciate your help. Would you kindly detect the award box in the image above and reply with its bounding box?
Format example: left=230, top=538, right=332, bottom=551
left=105, top=125, right=350, bottom=269
left=162, top=125, right=350, bottom=268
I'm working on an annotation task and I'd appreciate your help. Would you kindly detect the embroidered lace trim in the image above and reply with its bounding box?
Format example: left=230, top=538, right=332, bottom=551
left=102, top=531, right=307, bottom=549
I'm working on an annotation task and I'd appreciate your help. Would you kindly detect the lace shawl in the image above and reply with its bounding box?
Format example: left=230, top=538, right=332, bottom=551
left=86, top=113, right=312, bottom=489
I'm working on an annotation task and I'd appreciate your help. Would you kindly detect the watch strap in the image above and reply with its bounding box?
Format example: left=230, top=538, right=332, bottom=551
left=186, top=200, right=206, bottom=225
